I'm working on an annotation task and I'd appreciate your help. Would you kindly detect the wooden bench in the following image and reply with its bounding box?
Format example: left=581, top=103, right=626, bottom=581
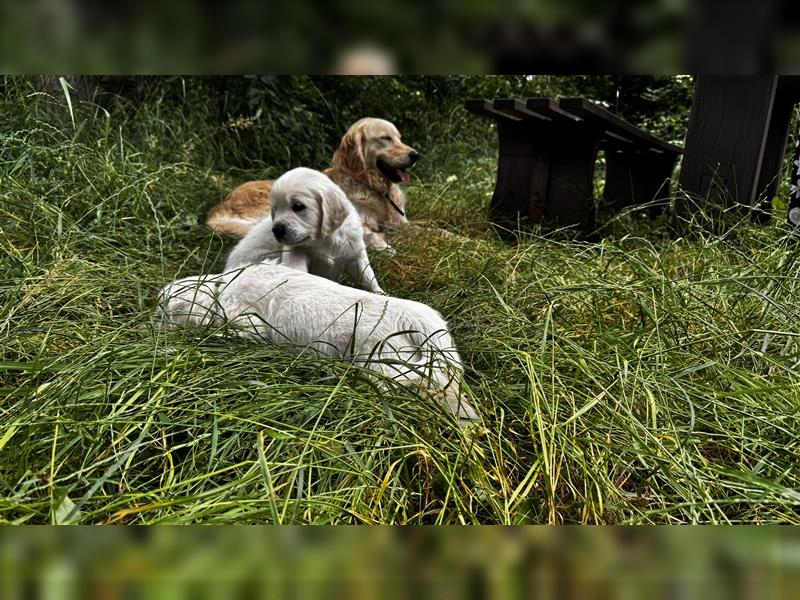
left=465, top=96, right=683, bottom=236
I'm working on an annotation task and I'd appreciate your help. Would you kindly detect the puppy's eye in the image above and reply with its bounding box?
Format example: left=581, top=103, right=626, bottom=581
left=292, top=202, right=305, bottom=213
left=380, top=135, right=392, bottom=141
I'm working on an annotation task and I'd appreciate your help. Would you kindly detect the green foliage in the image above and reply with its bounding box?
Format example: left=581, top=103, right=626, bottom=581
left=168, top=75, right=693, bottom=177
left=2, top=76, right=799, bottom=525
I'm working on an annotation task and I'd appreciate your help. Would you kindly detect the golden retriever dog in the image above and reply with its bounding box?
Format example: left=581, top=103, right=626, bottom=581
left=205, top=118, right=419, bottom=251
left=224, top=168, right=383, bottom=294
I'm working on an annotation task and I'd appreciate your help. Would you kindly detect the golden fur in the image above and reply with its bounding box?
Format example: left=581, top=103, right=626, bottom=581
left=205, top=118, right=418, bottom=250
left=205, top=180, right=274, bottom=238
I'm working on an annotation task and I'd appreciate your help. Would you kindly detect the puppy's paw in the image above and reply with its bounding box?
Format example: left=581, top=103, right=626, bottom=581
left=376, top=245, right=396, bottom=256
left=364, top=232, right=393, bottom=253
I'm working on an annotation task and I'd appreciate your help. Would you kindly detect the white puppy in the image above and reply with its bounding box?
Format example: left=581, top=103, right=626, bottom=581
left=224, top=167, right=383, bottom=294
left=157, top=263, right=478, bottom=422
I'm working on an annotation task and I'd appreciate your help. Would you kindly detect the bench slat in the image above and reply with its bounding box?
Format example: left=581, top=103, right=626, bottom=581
left=492, top=99, right=550, bottom=122
left=465, top=99, right=521, bottom=122
left=601, top=133, right=665, bottom=153
left=602, top=130, right=635, bottom=145
left=525, top=98, right=582, bottom=122
left=557, top=97, right=682, bottom=154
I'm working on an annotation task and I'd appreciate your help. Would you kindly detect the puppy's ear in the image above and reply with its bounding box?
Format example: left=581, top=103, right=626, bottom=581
left=319, top=184, right=350, bottom=238
left=332, top=126, right=367, bottom=175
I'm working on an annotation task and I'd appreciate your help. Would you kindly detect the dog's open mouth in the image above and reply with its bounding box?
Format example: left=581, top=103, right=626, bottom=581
left=377, top=159, right=411, bottom=185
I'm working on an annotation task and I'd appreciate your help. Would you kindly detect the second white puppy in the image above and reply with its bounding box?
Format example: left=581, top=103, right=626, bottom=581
left=224, top=167, right=383, bottom=294
left=157, top=263, right=478, bottom=423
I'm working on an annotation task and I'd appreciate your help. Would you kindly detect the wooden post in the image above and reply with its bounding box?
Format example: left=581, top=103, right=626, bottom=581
left=753, top=80, right=800, bottom=222
left=678, top=75, right=780, bottom=220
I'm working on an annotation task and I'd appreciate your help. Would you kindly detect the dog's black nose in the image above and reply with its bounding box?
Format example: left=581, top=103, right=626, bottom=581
left=272, top=223, right=286, bottom=240
left=408, top=150, right=420, bottom=164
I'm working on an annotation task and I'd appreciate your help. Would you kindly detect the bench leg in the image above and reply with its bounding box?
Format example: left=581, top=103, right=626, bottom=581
left=604, top=149, right=679, bottom=216
left=545, top=129, right=602, bottom=233
left=488, top=121, right=550, bottom=237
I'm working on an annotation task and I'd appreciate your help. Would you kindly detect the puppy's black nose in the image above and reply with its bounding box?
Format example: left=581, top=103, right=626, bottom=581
left=408, top=150, right=420, bottom=164
left=272, top=223, right=286, bottom=240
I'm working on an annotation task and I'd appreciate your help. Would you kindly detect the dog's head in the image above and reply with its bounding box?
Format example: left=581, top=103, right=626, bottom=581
left=269, top=167, right=350, bottom=245
left=331, top=118, right=419, bottom=184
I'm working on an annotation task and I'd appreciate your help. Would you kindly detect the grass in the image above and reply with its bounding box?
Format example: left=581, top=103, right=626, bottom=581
left=1, top=76, right=799, bottom=524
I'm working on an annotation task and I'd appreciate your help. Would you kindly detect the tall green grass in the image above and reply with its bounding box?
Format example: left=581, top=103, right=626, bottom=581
left=1, top=77, right=799, bottom=524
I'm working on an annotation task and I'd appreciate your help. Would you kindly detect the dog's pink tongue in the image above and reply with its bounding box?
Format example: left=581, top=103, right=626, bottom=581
left=397, top=169, right=410, bottom=185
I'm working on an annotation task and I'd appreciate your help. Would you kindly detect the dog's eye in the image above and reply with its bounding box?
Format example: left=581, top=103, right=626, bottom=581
left=292, top=202, right=305, bottom=213
left=380, top=135, right=392, bottom=141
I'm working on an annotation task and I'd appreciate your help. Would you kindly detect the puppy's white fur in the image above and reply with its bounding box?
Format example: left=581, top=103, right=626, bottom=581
left=157, top=263, right=478, bottom=422
left=225, top=167, right=382, bottom=294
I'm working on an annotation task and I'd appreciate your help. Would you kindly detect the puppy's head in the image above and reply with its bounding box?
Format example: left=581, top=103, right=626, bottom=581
left=332, top=117, right=418, bottom=184
left=270, top=167, right=349, bottom=245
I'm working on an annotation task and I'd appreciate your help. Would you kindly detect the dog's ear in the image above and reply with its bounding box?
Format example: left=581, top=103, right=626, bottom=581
left=332, top=125, right=367, bottom=175
left=319, top=184, right=350, bottom=238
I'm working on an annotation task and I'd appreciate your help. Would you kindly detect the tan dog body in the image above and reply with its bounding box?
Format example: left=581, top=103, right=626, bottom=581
left=206, top=180, right=274, bottom=237
left=325, top=167, right=408, bottom=251
left=205, top=118, right=418, bottom=250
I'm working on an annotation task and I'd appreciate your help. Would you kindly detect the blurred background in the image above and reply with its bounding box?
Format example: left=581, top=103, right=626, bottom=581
left=1, top=0, right=799, bottom=74
left=1, top=527, right=798, bottom=598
